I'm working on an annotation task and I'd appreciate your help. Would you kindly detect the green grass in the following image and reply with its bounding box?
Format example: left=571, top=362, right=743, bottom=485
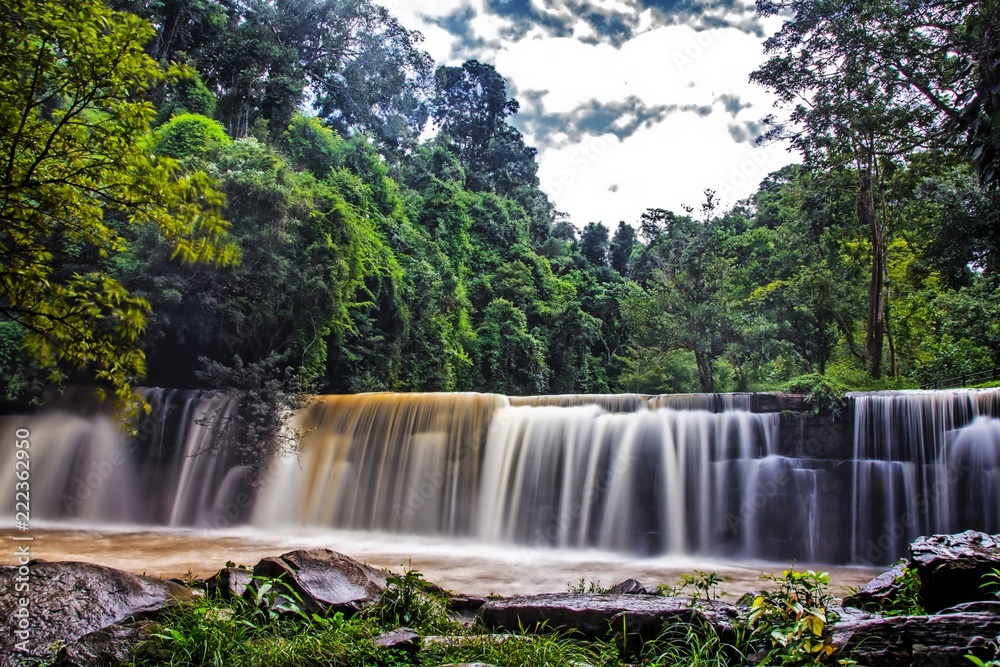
left=122, top=567, right=866, bottom=667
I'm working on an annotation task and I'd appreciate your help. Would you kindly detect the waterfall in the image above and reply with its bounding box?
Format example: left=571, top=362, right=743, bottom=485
left=253, top=393, right=505, bottom=535
left=6, top=386, right=1000, bottom=564
left=850, top=389, right=1000, bottom=563
left=0, top=388, right=242, bottom=527
left=475, top=404, right=777, bottom=556
left=249, top=393, right=782, bottom=558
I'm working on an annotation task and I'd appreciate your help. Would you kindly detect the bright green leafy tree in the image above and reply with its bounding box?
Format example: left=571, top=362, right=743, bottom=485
left=0, top=0, right=236, bottom=407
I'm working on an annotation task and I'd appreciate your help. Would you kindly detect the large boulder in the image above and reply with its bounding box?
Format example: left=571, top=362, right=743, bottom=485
left=248, top=548, right=387, bottom=616
left=832, top=611, right=1000, bottom=667
left=910, top=530, right=1000, bottom=613
left=479, top=593, right=738, bottom=653
left=0, top=560, right=193, bottom=667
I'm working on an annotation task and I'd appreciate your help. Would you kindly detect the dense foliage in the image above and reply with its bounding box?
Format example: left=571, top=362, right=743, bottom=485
left=2, top=0, right=999, bottom=415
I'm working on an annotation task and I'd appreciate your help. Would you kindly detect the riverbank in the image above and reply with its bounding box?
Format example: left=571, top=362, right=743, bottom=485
left=1, top=526, right=881, bottom=599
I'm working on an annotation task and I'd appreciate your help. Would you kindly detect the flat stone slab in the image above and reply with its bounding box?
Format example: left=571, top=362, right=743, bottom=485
left=478, top=593, right=738, bottom=641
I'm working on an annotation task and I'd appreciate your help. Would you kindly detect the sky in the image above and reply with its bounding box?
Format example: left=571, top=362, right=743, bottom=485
left=381, top=0, right=797, bottom=228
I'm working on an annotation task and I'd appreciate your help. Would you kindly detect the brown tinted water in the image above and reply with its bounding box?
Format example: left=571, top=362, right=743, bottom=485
left=3, top=526, right=881, bottom=600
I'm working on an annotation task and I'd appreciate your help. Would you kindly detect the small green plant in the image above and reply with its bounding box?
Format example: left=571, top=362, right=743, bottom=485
left=657, top=571, right=725, bottom=603
left=682, top=571, right=725, bottom=603
left=981, top=567, right=1000, bottom=598
left=965, top=569, right=1000, bottom=667
left=375, top=566, right=453, bottom=631
left=853, top=560, right=924, bottom=616
left=747, top=569, right=845, bottom=666
left=566, top=578, right=610, bottom=594
left=966, top=655, right=1000, bottom=667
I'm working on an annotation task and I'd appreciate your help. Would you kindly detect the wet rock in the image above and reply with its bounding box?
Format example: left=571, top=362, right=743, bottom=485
left=448, top=595, right=487, bottom=615
left=827, top=604, right=875, bottom=624
left=832, top=612, right=1000, bottom=667
left=374, top=627, right=420, bottom=652
left=608, top=579, right=650, bottom=595
left=248, top=548, right=387, bottom=616
left=53, top=623, right=146, bottom=666
left=205, top=567, right=253, bottom=600
left=610, top=598, right=741, bottom=657
left=479, top=593, right=738, bottom=652
left=938, top=600, right=1000, bottom=614
left=0, top=560, right=192, bottom=667
left=842, top=562, right=908, bottom=610
left=910, top=530, right=1000, bottom=613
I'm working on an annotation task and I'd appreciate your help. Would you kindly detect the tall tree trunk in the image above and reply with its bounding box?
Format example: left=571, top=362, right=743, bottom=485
left=860, top=168, right=886, bottom=379
left=694, top=350, right=714, bottom=392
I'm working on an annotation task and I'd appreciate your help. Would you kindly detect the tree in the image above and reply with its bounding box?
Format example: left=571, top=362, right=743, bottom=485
left=610, top=221, right=637, bottom=276
left=862, top=0, right=1000, bottom=187
left=752, top=0, right=937, bottom=378
left=580, top=222, right=611, bottom=268
left=0, top=0, right=236, bottom=406
left=475, top=299, right=548, bottom=395
left=623, top=209, right=738, bottom=392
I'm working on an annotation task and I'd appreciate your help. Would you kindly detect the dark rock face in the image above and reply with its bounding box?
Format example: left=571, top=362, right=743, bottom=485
left=205, top=567, right=253, bottom=599
left=0, top=560, right=192, bottom=667
left=249, top=548, right=387, bottom=616
left=842, top=562, right=908, bottom=609
left=832, top=612, right=1000, bottom=667
left=479, top=593, right=738, bottom=651
left=910, top=531, right=1000, bottom=613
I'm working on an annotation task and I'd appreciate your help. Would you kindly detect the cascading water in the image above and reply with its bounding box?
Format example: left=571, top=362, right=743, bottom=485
left=850, top=389, right=1000, bottom=563
left=253, top=392, right=504, bottom=535
left=6, top=386, right=1000, bottom=564
left=475, top=403, right=777, bottom=556
left=249, top=392, right=787, bottom=559
left=0, top=388, right=242, bottom=527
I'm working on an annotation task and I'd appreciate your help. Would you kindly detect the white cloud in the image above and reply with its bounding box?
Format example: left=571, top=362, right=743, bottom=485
left=386, top=1, right=799, bottom=227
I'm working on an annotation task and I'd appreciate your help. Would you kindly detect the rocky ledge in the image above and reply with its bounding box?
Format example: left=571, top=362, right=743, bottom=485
left=4, top=532, right=1000, bottom=666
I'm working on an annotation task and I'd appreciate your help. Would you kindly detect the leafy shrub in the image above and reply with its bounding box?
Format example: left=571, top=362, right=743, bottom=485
left=747, top=570, right=845, bottom=666
left=781, top=374, right=848, bottom=417
left=155, top=113, right=231, bottom=162
left=862, top=561, right=924, bottom=617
